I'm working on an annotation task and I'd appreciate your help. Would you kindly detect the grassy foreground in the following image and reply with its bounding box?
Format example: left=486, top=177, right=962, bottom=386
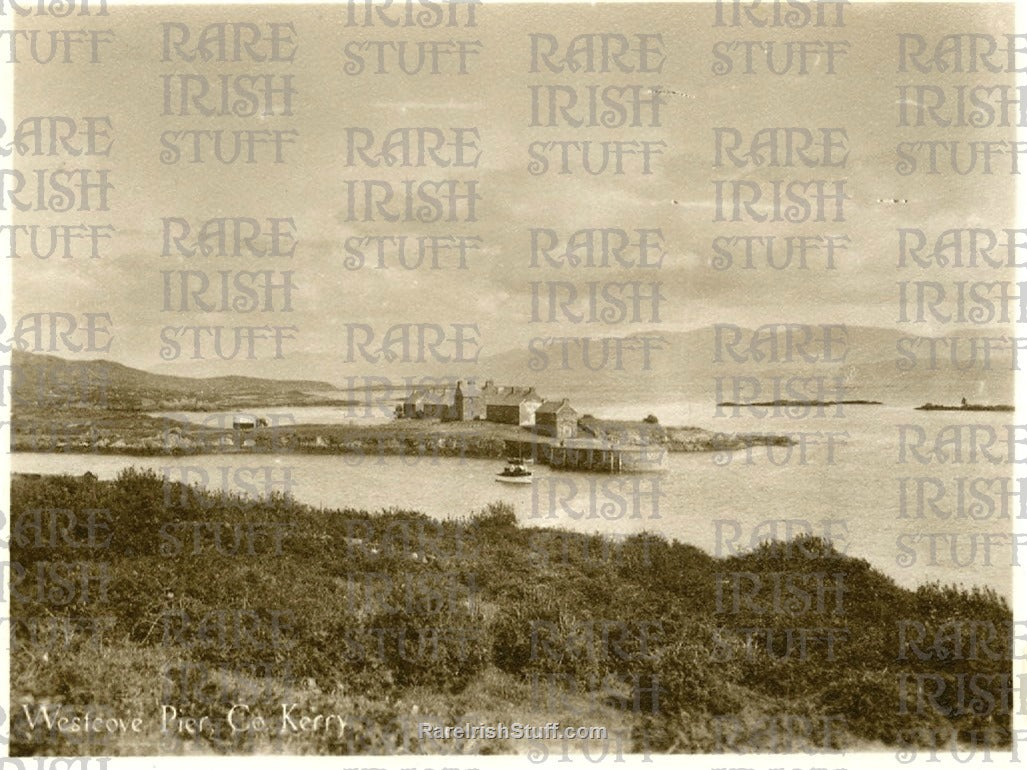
left=9, top=470, right=1013, bottom=756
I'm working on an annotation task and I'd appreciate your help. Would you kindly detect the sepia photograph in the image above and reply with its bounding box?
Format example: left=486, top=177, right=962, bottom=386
left=1, top=0, right=1023, bottom=765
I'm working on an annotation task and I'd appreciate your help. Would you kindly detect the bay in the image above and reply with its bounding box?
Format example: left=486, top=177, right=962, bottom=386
left=12, top=401, right=1016, bottom=599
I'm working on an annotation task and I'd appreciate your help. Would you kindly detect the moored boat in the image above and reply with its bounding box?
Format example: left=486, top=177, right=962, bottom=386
left=495, top=460, right=532, bottom=484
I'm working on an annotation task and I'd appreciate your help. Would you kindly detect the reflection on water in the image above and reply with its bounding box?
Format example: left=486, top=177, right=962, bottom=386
left=13, top=401, right=1015, bottom=599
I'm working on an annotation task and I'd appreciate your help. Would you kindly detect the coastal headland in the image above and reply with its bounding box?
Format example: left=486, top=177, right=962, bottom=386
left=10, top=351, right=794, bottom=468
left=11, top=406, right=793, bottom=466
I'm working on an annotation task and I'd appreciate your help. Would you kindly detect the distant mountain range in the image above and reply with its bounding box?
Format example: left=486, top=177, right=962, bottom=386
left=10, top=350, right=339, bottom=411
left=476, top=325, right=1015, bottom=407
left=10, top=324, right=1014, bottom=411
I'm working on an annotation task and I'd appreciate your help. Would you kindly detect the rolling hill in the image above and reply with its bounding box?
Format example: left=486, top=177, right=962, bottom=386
left=9, top=350, right=341, bottom=411
left=9, top=322, right=1015, bottom=413
left=476, top=325, right=1016, bottom=407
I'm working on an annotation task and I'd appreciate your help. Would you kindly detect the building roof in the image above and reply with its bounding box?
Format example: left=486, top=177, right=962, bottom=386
left=404, top=387, right=453, bottom=405
left=491, top=384, right=535, bottom=396
left=487, top=390, right=542, bottom=407
left=536, top=398, right=576, bottom=416
left=406, top=382, right=539, bottom=406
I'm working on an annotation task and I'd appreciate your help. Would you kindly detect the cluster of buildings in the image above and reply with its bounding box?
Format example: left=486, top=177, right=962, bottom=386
left=401, top=379, right=578, bottom=439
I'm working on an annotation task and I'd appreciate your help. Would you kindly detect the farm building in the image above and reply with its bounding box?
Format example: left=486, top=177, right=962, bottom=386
left=400, top=379, right=559, bottom=427
left=402, top=380, right=484, bottom=421
left=535, top=398, right=578, bottom=439
left=402, top=386, right=453, bottom=420
left=233, top=415, right=269, bottom=430
left=454, top=380, right=486, bottom=420
left=483, top=383, right=542, bottom=426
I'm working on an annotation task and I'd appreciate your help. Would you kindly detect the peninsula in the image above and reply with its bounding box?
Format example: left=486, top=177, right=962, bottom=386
left=10, top=352, right=794, bottom=467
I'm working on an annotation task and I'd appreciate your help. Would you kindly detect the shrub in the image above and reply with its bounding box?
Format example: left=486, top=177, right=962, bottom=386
left=8, top=471, right=1016, bottom=754
left=817, top=669, right=948, bottom=745
left=355, top=569, right=488, bottom=693
left=469, top=501, right=518, bottom=532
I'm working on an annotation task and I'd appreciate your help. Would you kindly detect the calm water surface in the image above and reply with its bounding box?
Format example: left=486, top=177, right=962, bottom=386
left=14, top=402, right=1016, bottom=599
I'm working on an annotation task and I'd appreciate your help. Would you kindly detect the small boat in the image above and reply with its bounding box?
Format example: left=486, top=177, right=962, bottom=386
left=495, top=460, right=533, bottom=484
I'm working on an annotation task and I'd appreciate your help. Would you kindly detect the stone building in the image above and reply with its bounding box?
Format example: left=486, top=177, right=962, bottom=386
left=535, top=398, right=578, bottom=439
left=483, top=382, right=542, bottom=426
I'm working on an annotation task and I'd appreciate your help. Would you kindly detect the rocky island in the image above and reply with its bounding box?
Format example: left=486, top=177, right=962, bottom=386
left=916, top=399, right=1014, bottom=412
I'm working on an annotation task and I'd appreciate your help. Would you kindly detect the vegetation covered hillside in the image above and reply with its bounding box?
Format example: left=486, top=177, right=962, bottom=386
left=8, top=471, right=1012, bottom=755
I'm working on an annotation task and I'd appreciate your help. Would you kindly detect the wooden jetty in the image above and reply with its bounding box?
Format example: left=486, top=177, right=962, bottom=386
left=504, top=437, right=666, bottom=473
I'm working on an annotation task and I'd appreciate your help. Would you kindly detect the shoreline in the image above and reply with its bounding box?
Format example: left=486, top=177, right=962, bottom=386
left=11, top=409, right=795, bottom=465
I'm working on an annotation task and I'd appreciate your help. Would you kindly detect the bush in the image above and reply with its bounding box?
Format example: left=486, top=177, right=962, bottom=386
left=361, top=570, right=488, bottom=692
left=817, top=669, right=949, bottom=746
left=469, top=501, right=518, bottom=531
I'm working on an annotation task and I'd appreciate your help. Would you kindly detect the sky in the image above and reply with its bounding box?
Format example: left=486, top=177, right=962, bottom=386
left=9, top=2, right=1019, bottom=382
